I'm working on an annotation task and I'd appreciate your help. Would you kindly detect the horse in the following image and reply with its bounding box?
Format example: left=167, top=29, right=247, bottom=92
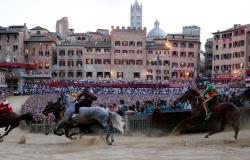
left=0, top=112, right=33, bottom=142
left=47, top=94, right=124, bottom=145
left=173, top=88, right=240, bottom=140
left=43, top=100, right=95, bottom=136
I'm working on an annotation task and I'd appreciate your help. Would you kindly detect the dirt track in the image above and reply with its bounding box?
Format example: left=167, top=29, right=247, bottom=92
left=0, top=129, right=250, bottom=160
left=0, top=96, right=250, bottom=160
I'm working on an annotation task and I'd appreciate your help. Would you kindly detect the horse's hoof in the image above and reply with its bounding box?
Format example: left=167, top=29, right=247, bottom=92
left=45, top=132, right=49, bottom=135
left=0, top=138, right=3, bottom=142
left=108, top=142, right=112, bottom=145
left=204, top=135, right=209, bottom=138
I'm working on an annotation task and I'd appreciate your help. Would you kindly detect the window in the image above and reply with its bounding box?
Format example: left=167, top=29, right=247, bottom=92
left=59, top=50, right=65, bottom=56
left=136, top=60, right=143, bottom=65
left=180, top=52, right=186, bottom=57
left=129, top=50, right=135, bottom=54
left=39, top=49, right=43, bottom=56
left=59, top=61, right=65, bottom=67
left=173, top=42, right=178, bottom=47
left=96, top=48, right=101, bottom=52
left=87, top=48, right=92, bottom=52
left=122, top=59, right=128, bottom=65
left=115, top=50, right=120, bottom=53
left=215, top=45, right=218, bottom=50
left=223, top=44, right=226, bottom=49
left=6, top=35, right=9, bottom=43
left=45, top=62, right=50, bottom=69
left=122, top=50, right=128, bottom=54
left=104, top=72, right=111, bottom=78
left=86, top=59, right=93, bottom=64
left=36, top=31, right=41, bottom=35
left=180, top=62, right=186, bottom=68
left=163, top=61, right=170, bottom=66
left=86, top=72, right=92, bottom=78
left=13, top=45, right=18, bottom=52
left=181, top=43, right=186, bottom=48
left=172, top=62, right=178, bottom=67
left=115, top=41, right=120, bottom=46
left=59, top=71, right=65, bottom=78
left=45, top=50, right=49, bottom=56
left=76, top=50, right=82, bottom=56
left=97, top=72, right=103, bottom=78
left=68, top=71, right=74, bottom=78
left=172, top=72, right=178, bottom=77
left=76, top=71, right=82, bottom=78
left=137, top=42, right=142, bottom=47
left=229, top=43, right=232, bottom=48
left=156, top=69, right=161, bottom=75
left=0, top=45, right=1, bottom=50
left=129, top=41, right=135, bottom=46
left=172, top=51, right=178, bottom=57
left=147, top=50, right=153, bottom=54
left=188, top=43, right=194, bottom=48
left=188, top=52, right=194, bottom=58
left=137, top=50, right=143, bottom=54
left=114, top=59, right=121, bottom=65
left=122, top=41, right=128, bottom=46
left=32, top=48, right=35, bottom=55
left=76, top=61, right=82, bottom=67
left=134, top=72, right=140, bottom=78
left=129, top=60, right=135, bottom=65
left=164, top=70, right=169, bottom=75
left=68, top=60, right=74, bottom=67
left=188, top=63, right=194, bottom=67
left=95, top=59, right=102, bottom=64
left=103, top=59, right=111, bottom=64
left=117, top=72, right=123, bottom=78
left=68, top=50, right=74, bottom=56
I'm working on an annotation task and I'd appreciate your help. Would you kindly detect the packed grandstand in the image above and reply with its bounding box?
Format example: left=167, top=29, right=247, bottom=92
left=13, top=80, right=244, bottom=123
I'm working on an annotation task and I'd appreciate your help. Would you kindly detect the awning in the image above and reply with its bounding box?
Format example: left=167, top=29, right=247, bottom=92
left=0, top=63, right=36, bottom=69
left=210, top=77, right=242, bottom=81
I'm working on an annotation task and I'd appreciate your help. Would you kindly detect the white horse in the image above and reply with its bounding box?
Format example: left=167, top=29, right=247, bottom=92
left=54, top=94, right=124, bottom=145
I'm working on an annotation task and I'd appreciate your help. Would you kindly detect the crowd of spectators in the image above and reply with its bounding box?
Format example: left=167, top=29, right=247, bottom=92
left=19, top=80, right=247, bottom=123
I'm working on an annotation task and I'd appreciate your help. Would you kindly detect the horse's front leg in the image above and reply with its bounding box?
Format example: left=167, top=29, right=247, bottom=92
left=105, top=119, right=114, bottom=145
left=172, top=118, right=193, bottom=135
left=0, top=126, right=14, bottom=142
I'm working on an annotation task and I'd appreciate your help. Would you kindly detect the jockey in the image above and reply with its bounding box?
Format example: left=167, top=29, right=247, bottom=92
left=201, top=81, right=221, bottom=120
left=72, top=86, right=97, bottom=117
left=0, top=99, right=13, bottom=114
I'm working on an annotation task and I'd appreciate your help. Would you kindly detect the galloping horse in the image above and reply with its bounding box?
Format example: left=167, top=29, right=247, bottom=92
left=0, top=112, right=33, bottom=142
left=173, top=88, right=240, bottom=140
left=43, top=100, right=94, bottom=136
left=44, top=94, right=124, bottom=145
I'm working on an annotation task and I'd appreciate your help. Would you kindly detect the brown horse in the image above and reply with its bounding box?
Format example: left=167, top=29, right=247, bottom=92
left=173, top=88, right=240, bottom=140
left=0, top=112, right=33, bottom=142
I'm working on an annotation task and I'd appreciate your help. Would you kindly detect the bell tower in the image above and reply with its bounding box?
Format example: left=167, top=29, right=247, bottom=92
left=130, top=0, right=142, bottom=28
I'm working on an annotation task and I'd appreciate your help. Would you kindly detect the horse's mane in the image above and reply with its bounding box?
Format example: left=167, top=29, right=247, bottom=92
left=188, top=88, right=200, bottom=96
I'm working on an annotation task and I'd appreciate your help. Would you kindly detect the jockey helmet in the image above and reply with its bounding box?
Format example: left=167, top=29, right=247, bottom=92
left=2, top=99, right=8, bottom=105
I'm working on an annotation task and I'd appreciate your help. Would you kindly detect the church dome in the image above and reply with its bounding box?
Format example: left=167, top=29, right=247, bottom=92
left=147, top=20, right=166, bottom=39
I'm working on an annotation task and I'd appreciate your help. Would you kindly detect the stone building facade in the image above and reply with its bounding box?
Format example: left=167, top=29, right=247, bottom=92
left=212, top=24, right=250, bottom=80
left=204, top=38, right=213, bottom=77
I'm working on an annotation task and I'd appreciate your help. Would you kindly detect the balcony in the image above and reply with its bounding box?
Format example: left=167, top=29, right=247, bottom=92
left=20, top=71, right=51, bottom=78
left=172, top=66, right=194, bottom=71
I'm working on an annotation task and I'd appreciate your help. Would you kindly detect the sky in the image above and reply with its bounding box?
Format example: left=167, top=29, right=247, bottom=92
left=0, top=0, right=250, bottom=50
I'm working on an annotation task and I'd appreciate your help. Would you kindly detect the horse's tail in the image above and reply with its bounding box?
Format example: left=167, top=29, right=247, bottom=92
left=109, top=112, right=124, bottom=134
left=19, top=112, right=33, bottom=123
